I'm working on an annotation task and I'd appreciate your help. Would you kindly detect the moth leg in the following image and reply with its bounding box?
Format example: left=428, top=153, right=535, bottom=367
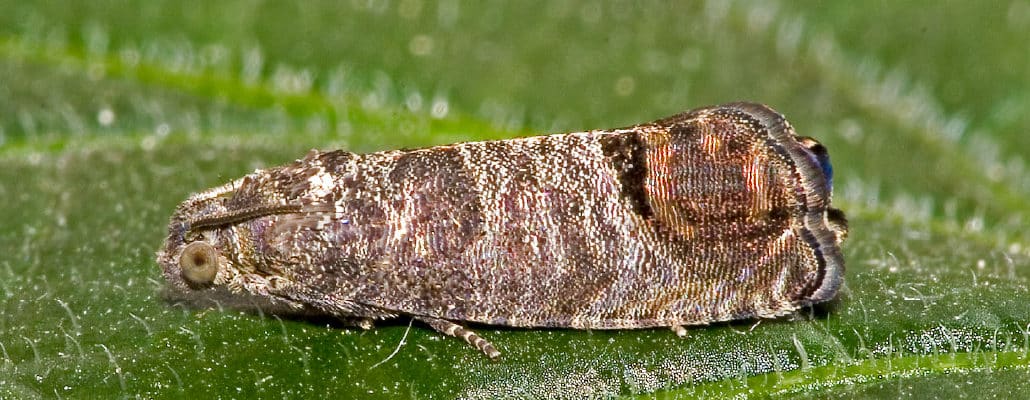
left=418, top=317, right=501, bottom=359
left=670, top=324, right=688, bottom=338
left=337, top=317, right=375, bottom=330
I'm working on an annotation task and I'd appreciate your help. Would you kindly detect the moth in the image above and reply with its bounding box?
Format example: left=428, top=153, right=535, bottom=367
left=157, top=102, right=848, bottom=359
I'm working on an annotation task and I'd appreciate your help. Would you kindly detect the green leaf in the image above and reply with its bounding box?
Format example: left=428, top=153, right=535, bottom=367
left=1, top=1, right=1027, bottom=398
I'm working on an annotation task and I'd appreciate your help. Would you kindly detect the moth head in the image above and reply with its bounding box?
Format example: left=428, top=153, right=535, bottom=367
left=156, top=178, right=309, bottom=314
left=156, top=194, right=239, bottom=295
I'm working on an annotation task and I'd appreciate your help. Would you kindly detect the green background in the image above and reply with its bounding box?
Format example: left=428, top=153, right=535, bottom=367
left=2, top=1, right=1029, bottom=398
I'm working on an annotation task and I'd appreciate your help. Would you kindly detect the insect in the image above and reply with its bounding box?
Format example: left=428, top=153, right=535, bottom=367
left=157, top=102, right=848, bottom=359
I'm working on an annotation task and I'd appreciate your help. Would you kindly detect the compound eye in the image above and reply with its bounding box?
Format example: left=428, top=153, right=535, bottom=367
left=179, top=241, right=220, bottom=286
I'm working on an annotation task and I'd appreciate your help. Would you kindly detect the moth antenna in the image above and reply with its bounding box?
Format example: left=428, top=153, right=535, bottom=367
left=188, top=202, right=361, bottom=232
left=187, top=204, right=304, bottom=231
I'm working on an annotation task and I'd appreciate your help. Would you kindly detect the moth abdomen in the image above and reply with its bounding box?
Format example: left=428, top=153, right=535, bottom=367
left=158, top=102, right=848, bottom=358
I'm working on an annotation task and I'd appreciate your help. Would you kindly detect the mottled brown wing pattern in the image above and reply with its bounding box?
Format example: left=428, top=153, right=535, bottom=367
left=157, top=102, right=848, bottom=358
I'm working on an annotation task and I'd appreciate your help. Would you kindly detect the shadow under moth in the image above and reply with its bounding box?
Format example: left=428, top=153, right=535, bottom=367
left=157, top=102, right=848, bottom=359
